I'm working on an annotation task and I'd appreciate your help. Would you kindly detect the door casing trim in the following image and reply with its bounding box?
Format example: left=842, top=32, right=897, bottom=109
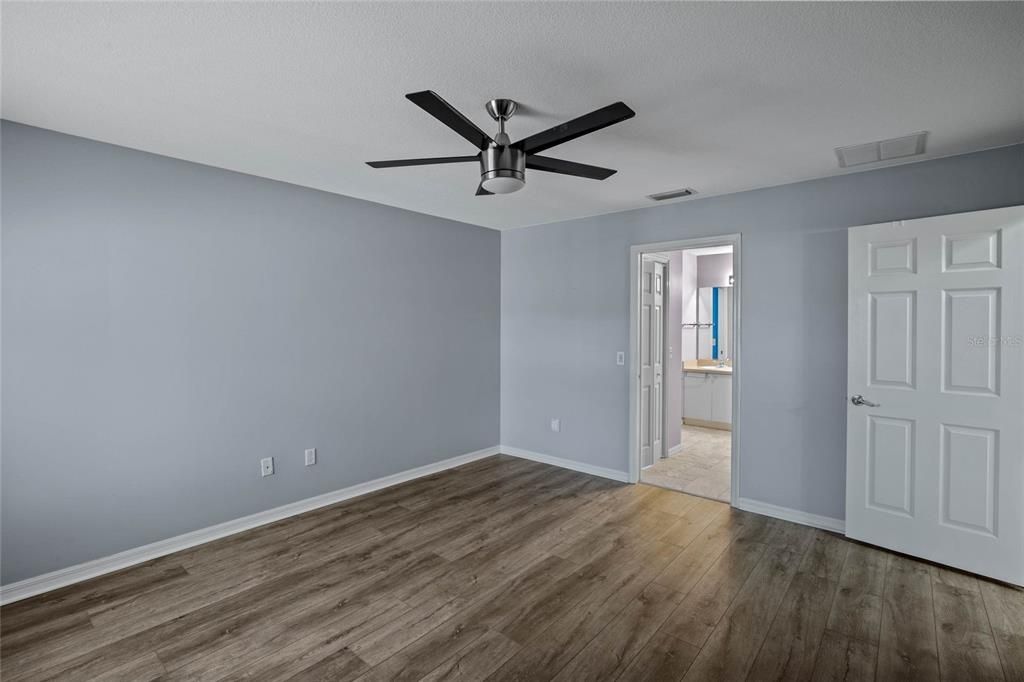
left=628, top=234, right=742, bottom=507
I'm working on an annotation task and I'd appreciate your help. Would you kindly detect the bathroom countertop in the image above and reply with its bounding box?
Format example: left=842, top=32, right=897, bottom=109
left=682, top=361, right=733, bottom=375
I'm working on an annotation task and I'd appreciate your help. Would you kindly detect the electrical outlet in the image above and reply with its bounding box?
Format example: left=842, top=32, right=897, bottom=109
left=304, top=448, right=316, bottom=466
left=616, top=351, right=625, bottom=366
left=550, top=418, right=561, bottom=433
left=260, top=457, right=274, bottom=477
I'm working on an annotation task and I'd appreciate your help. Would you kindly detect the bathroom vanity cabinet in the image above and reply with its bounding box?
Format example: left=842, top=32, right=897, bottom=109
left=682, top=369, right=732, bottom=430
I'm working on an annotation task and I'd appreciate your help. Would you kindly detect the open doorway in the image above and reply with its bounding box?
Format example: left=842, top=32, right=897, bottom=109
left=629, top=236, right=740, bottom=504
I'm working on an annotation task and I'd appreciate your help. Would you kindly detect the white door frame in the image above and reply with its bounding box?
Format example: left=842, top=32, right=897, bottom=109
left=628, top=234, right=742, bottom=507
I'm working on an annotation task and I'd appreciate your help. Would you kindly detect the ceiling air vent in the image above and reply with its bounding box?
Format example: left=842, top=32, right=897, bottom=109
left=835, top=131, right=928, bottom=168
left=647, top=187, right=696, bottom=202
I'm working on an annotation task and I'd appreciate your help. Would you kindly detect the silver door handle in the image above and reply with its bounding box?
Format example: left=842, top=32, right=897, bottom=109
left=850, top=394, right=880, bottom=407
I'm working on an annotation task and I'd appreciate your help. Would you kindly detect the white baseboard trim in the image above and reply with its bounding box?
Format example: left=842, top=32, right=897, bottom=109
left=666, top=443, right=683, bottom=457
left=500, top=445, right=630, bottom=483
left=0, top=445, right=501, bottom=605
left=735, top=497, right=845, bottom=534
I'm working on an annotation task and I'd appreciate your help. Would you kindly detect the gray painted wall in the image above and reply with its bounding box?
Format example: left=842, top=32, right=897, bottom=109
left=3, top=119, right=1022, bottom=584
left=501, top=144, right=1024, bottom=521
left=1, top=122, right=500, bottom=584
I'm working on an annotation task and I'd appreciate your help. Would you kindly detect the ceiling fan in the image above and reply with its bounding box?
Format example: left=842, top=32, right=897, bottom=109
left=367, top=91, right=635, bottom=195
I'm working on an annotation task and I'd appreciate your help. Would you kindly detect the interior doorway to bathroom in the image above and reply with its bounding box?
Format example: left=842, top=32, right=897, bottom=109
left=629, top=236, right=739, bottom=503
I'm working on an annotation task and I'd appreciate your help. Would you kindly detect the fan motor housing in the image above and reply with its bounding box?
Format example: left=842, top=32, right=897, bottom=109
left=481, top=144, right=525, bottom=185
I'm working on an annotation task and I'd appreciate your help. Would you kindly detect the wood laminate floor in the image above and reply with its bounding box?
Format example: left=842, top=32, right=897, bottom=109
left=2, top=455, right=1022, bottom=681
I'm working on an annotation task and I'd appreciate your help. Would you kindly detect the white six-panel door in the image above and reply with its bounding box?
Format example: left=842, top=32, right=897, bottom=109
left=846, top=205, right=1023, bottom=585
left=640, top=257, right=665, bottom=468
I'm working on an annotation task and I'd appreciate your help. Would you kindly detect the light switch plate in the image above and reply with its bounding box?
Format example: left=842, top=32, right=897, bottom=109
left=304, top=448, right=316, bottom=466
left=550, top=418, right=561, bottom=433
left=616, top=351, right=625, bottom=366
left=261, top=457, right=274, bottom=477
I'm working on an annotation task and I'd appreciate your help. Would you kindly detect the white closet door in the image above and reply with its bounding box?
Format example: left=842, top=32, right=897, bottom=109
left=846, top=206, right=1023, bottom=585
left=640, top=258, right=666, bottom=468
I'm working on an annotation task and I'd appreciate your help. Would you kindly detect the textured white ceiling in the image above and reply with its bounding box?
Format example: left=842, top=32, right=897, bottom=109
left=3, top=2, right=1022, bottom=230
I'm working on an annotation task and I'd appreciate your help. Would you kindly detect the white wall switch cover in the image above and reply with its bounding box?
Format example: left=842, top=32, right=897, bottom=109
left=304, top=448, right=316, bottom=466
left=550, top=418, right=561, bottom=433
left=616, top=351, right=625, bottom=366
left=261, top=457, right=274, bottom=477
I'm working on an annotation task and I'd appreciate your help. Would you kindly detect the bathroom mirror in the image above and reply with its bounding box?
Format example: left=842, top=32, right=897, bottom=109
left=697, top=285, right=732, bottom=360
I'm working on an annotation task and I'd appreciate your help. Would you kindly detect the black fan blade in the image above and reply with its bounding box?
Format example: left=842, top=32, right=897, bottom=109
left=526, top=155, right=617, bottom=180
left=516, top=102, right=635, bottom=155
left=367, top=155, right=478, bottom=168
left=406, top=91, right=494, bottom=150
left=475, top=183, right=493, bottom=196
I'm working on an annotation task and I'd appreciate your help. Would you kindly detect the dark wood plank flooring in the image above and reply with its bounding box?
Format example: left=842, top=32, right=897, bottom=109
left=1, top=455, right=1021, bottom=681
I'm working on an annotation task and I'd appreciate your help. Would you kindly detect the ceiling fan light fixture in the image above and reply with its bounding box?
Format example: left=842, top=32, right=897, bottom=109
left=480, top=144, right=526, bottom=194
left=481, top=171, right=525, bottom=194
left=367, top=91, right=635, bottom=196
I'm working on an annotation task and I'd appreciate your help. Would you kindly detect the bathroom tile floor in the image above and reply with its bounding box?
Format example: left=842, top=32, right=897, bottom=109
left=640, top=424, right=731, bottom=502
